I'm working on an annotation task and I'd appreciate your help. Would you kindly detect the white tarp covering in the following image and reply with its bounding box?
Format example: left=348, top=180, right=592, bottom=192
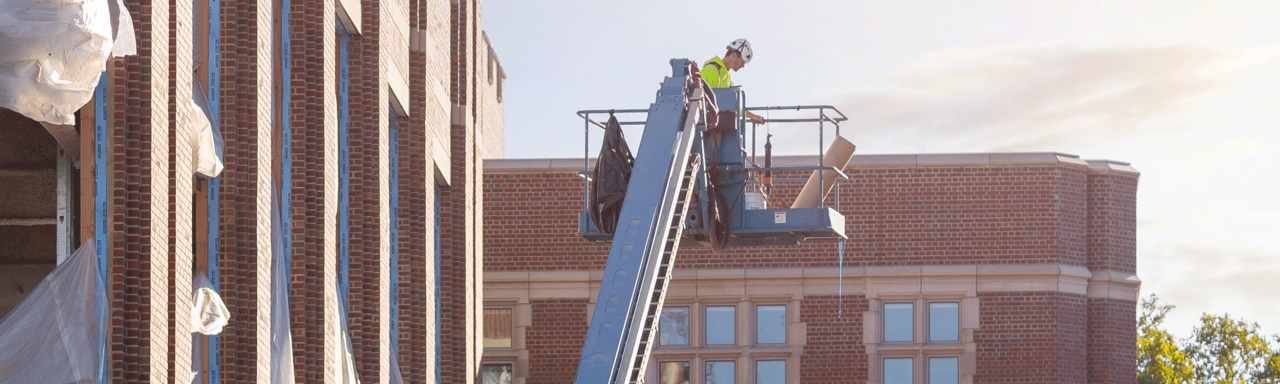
left=191, top=273, right=228, bottom=335
left=0, top=0, right=136, bottom=125
left=0, top=242, right=105, bottom=384
left=270, top=190, right=297, bottom=384
left=338, top=302, right=361, bottom=384
left=191, top=81, right=223, bottom=178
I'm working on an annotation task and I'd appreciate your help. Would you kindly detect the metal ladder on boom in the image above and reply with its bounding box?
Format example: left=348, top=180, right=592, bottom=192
left=573, top=58, right=852, bottom=384
left=573, top=59, right=709, bottom=384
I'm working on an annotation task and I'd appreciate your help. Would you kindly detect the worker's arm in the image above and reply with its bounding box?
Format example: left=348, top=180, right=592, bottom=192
left=743, top=109, right=764, bottom=124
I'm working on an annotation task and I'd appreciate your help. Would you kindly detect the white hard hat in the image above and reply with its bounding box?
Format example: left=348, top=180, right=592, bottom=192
left=727, top=39, right=753, bottom=64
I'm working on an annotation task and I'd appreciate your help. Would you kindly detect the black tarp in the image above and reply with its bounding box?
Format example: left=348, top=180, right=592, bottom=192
left=589, top=115, right=634, bottom=234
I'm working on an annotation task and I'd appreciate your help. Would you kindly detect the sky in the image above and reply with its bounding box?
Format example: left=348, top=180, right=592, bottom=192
left=482, top=0, right=1280, bottom=338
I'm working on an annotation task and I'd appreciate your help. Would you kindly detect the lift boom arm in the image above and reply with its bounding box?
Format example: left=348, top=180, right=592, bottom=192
left=573, top=60, right=709, bottom=384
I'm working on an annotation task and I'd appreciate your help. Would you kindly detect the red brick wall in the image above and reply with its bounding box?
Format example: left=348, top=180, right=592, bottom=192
left=974, top=292, right=1088, bottom=383
left=106, top=0, right=181, bottom=375
left=442, top=1, right=484, bottom=383
left=484, top=166, right=1099, bottom=271
left=1087, top=173, right=1139, bottom=275
left=484, top=160, right=1138, bottom=383
left=801, top=295, right=870, bottom=384
left=348, top=0, right=391, bottom=377
left=285, top=0, right=337, bottom=379
left=1088, top=298, right=1138, bottom=384
left=526, top=298, right=591, bottom=384
left=106, top=52, right=163, bottom=382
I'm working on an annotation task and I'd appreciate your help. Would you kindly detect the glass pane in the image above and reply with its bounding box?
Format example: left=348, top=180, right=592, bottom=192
left=483, top=308, right=512, bottom=348
left=705, top=306, right=736, bottom=345
left=883, top=358, right=913, bottom=384
left=928, top=357, right=959, bottom=384
left=756, top=360, right=785, bottom=384
left=480, top=364, right=513, bottom=384
left=659, top=361, right=690, bottom=384
left=660, top=307, right=690, bottom=346
left=705, top=361, right=736, bottom=384
left=756, top=305, right=786, bottom=344
left=929, top=302, right=959, bottom=341
left=883, top=303, right=913, bottom=342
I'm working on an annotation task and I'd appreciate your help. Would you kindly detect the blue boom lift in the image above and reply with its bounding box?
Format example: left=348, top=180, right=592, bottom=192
left=571, top=59, right=851, bottom=384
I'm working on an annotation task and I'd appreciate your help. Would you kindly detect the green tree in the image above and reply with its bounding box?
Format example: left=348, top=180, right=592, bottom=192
left=1138, top=294, right=1196, bottom=384
left=1186, top=313, right=1280, bottom=383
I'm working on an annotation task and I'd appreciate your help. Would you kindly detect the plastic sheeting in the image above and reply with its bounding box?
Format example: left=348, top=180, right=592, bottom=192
left=192, top=81, right=224, bottom=178
left=0, top=242, right=105, bottom=384
left=337, top=310, right=360, bottom=384
left=191, top=273, right=228, bottom=335
left=270, top=190, right=297, bottom=384
left=589, top=115, right=635, bottom=235
left=0, top=0, right=136, bottom=125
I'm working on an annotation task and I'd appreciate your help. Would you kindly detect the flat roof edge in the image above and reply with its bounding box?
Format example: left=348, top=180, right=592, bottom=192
left=485, top=152, right=1118, bottom=173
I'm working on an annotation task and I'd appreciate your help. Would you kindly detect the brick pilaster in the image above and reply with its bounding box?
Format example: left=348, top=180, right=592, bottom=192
left=442, top=1, right=482, bottom=382
left=1086, top=161, right=1140, bottom=383
left=209, top=0, right=276, bottom=378
left=105, top=0, right=174, bottom=377
left=284, top=0, right=340, bottom=381
left=348, top=0, right=392, bottom=380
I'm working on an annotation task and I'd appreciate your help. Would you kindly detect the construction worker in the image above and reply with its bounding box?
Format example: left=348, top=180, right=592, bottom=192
left=702, top=38, right=765, bottom=124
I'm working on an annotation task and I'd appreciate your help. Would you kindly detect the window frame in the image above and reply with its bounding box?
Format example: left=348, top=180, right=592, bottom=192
left=881, top=356, right=914, bottom=384
left=703, top=304, right=737, bottom=346
left=754, top=359, right=786, bottom=384
left=657, top=360, right=692, bottom=384
left=925, top=355, right=961, bottom=384
left=479, top=362, right=515, bottom=384
left=926, top=301, right=961, bottom=343
left=659, top=305, right=692, bottom=346
left=881, top=302, right=915, bottom=343
left=482, top=307, right=514, bottom=349
left=703, top=359, right=737, bottom=384
left=754, top=304, right=787, bottom=345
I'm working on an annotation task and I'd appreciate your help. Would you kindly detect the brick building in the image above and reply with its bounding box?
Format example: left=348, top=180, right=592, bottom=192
left=0, top=0, right=504, bottom=383
left=482, top=153, right=1141, bottom=384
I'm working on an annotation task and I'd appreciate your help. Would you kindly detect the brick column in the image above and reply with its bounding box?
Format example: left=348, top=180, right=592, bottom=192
left=1085, top=160, right=1140, bottom=384
left=394, top=0, right=448, bottom=381
left=104, top=0, right=174, bottom=377
left=209, top=0, right=276, bottom=379
left=441, top=1, right=482, bottom=382
left=348, top=0, right=392, bottom=379
left=284, top=0, right=340, bottom=381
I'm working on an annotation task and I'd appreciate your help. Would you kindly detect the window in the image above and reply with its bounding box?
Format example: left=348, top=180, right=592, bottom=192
left=928, top=302, right=959, bottom=342
left=883, top=357, right=913, bottom=384
left=660, top=306, right=690, bottom=346
left=705, top=361, right=735, bottom=384
left=883, top=303, right=913, bottom=342
left=483, top=308, right=512, bottom=348
left=755, top=360, right=785, bottom=384
left=480, top=364, right=513, bottom=384
left=705, top=306, right=736, bottom=345
left=659, top=361, right=690, bottom=384
left=928, top=357, right=959, bottom=384
left=755, top=305, right=786, bottom=344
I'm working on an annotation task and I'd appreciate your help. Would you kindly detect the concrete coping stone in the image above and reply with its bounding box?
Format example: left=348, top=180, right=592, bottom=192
left=1084, top=159, right=1141, bottom=177
left=485, top=152, right=1109, bottom=173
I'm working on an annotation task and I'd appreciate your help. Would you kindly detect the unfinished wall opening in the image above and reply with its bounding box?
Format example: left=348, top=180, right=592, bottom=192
left=0, top=108, right=76, bottom=318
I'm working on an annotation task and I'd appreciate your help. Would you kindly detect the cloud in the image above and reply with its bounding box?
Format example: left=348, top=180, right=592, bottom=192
left=826, top=43, right=1271, bottom=153
left=1142, top=244, right=1280, bottom=337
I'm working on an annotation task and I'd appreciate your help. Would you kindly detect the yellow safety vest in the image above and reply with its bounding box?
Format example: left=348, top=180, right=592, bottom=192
left=701, top=56, right=733, bottom=88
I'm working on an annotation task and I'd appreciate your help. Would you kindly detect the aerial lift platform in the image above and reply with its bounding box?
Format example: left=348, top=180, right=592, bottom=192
left=571, top=59, right=852, bottom=384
